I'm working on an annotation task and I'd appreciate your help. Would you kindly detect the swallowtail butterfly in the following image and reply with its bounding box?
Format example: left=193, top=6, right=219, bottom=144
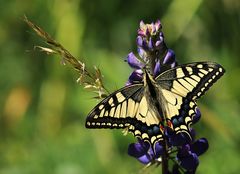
left=85, top=62, right=225, bottom=146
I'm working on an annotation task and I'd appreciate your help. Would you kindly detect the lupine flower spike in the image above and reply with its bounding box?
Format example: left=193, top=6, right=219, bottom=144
left=126, top=20, right=211, bottom=174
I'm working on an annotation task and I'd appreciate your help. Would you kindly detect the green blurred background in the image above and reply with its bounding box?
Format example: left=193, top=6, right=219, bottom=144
left=0, top=0, right=239, bottom=173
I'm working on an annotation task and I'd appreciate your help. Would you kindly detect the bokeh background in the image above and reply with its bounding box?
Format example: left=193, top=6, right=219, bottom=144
left=0, top=0, right=239, bottom=173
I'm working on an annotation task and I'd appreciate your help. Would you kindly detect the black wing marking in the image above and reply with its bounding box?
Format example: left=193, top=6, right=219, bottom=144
left=157, top=62, right=225, bottom=99
left=85, top=84, right=163, bottom=145
left=156, top=62, right=225, bottom=136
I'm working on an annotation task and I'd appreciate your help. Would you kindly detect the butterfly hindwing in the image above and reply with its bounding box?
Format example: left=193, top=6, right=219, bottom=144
left=156, top=62, right=225, bottom=135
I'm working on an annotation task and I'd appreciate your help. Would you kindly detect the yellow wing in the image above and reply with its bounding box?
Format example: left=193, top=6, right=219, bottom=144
left=86, top=84, right=163, bottom=145
left=156, top=62, right=225, bottom=135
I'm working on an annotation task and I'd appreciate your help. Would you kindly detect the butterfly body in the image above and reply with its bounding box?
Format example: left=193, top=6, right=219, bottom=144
left=86, top=62, right=225, bottom=146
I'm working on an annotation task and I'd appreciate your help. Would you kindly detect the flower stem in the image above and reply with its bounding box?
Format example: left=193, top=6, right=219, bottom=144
left=162, top=137, right=169, bottom=174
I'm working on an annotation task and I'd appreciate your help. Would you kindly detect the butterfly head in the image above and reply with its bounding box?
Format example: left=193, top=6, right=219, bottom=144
left=144, top=67, right=151, bottom=75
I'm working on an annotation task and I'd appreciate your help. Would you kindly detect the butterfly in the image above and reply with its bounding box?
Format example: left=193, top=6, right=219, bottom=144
left=85, top=62, right=225, bottom=146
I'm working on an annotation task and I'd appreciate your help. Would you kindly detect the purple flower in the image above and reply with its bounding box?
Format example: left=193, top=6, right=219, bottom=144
left=163, top=49, right=176, bottom=65
left=192, top=108, right=201, bottom=124
left=136, top=36, right=143, bottom=47
left=127, top=52, right=144, bottom=69
left=178, top=152, right=199, bottom=171
left=154, top=60, right=161, bottom=77
left=155, top=32, right=164, bottom=48
left=128, top=139, right=163, bottom=164
left=126, top=20, right=178, bottom=83
left=126, top=69, right=143, bottom=85
left=177, top=138, right=208, bottom=171
left=137, top=47, right=147, bottom=60
left=148, top=37, right=154, bottom=50
left=126, top=61, right=162, bottom=85
left=190, top=138, right=209, bottom=156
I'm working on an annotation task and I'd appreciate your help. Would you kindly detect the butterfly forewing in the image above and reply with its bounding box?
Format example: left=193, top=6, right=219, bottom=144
left=157, top=62, right=225, bottom=99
